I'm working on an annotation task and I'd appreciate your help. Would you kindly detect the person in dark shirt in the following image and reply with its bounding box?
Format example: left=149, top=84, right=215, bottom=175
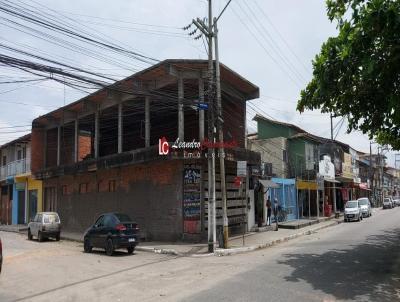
left=273, top=198, right=279, bottom=231
left=266, top=197, right=272, bottom=226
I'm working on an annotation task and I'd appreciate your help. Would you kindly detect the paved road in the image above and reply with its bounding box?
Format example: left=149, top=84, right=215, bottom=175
left=0, top=207, right=399, bottom=302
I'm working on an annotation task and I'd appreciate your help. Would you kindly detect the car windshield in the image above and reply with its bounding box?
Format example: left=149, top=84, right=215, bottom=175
left=43, top=214, right=60, bottom=223
left=115, top=213, right=132, bottom=222
left=346, top=201, right=358, bottom=208
left=384, top=198, right=391, bottom=203
left=358, top=199, right=368, bottom=205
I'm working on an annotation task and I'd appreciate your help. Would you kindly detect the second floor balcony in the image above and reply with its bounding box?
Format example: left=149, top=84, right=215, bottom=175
left=0, top=158, right=30, bottom=181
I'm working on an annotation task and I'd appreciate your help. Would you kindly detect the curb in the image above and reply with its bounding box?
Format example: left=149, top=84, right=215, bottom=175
left=137, top=220, right=342, bottom=257
left=214, top=220, right=341, bottom=257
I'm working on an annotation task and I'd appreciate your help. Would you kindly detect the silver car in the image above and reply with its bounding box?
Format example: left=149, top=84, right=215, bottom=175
left=357, top=198, right=372, bottom=217
left=344, top=200, right=363, bottom=222
left=28, top=212, right=61, bottom=242
left=383, top=197, right=393, bottom=209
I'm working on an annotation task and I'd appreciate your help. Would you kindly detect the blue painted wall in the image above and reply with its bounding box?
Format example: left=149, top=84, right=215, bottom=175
left=269, top=178, right=297, bottom=221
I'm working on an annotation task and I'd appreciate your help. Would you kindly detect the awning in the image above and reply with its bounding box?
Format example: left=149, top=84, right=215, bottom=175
left=297, top=180, right=318, bottom=190
left=324, top=178, right=340, bottom=183
left=259, top=179, right=280, bottom=188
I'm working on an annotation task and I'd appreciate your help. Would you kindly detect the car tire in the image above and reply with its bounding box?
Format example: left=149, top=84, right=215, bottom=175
left=105, top=238, right=114, bottom=256
left=55, top=233, right=60, bottom=241
left=127, top=246, right=135, bottom=254
left=38, top=231, right=44, bottom=242
left=84, top=238, right=92, bottom=253
left=28, top=229, right=32, bottom=240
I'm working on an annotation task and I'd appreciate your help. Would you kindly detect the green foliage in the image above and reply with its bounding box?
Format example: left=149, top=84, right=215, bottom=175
left=298, top=0, right=400, bottom=150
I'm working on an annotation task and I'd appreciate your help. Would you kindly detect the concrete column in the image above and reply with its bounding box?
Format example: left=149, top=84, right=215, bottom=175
left=94, top=111, right=99, bottom=159
left=57, top=126, right=61, bottom=166
left=198, top=78, right=205, bottom=141
left=145, top=96, right=150, bottom=147
left=74, top=119, right=78, bottom=163
left=178, top=77, right=184, bottom=141
left=118, top=103, right=123, bottom=153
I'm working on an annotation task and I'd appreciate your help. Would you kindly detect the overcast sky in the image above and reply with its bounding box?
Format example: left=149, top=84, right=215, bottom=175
left=0, top=0, right=397, bottom=166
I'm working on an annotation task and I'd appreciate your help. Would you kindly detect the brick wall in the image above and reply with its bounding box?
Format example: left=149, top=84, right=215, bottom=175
left=43, top=160, right=184, bottom=241
left=78, top=133, right=92, bottom=161
left=31, top=126, right=45, bottom=174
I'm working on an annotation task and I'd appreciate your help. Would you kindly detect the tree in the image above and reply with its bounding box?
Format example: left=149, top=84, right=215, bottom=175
left=297, top=0, right=400, bottom=149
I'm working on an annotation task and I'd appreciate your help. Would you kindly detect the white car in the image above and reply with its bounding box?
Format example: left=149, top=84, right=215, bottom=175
left=358, top=198, right=372, bottom=217
left=383, top=197, right=393, bottom=209
left=393, top=198, right=400, bottom=207
left=344, top=200, right=363, bottom=222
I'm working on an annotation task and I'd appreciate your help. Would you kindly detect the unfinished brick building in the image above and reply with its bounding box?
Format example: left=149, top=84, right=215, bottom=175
left=31, top=59, right=260, bottom=241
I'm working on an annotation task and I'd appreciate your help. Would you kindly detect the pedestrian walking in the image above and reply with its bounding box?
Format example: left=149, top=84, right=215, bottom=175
left=266, top=197, right=272, bottom=226
left=273, top=198, right=279, bottom=231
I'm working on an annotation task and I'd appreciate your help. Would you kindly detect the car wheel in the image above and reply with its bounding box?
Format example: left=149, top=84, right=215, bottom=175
left=28, top=229, right=32, bottom=240
left=127, top=246, right=135, bottom=254
left=38, top=231, right=43, bottom=242
left=55, top=233, right=60, bottom=241
left=83, top=237, right=92, bottom=253
left=105, top=238, right=114, bottom=256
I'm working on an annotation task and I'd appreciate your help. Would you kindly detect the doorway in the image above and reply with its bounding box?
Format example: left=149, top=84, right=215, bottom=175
left=17, top=190, right=25, bottom=224
left=28, top=190, right=38, bottom=221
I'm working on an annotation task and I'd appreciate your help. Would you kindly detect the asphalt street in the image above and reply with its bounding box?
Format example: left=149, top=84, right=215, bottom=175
left=0, top=207, right=399, bottom=302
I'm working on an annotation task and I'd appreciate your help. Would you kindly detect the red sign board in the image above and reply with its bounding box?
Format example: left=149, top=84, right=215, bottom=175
left=234, top=176, right=242, bottom=188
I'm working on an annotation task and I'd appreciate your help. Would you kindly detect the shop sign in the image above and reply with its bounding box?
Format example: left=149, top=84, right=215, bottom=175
left=342, top=153, right=353, bottom=179
left=319, top=155, right=335, bottom=179
left=15, top=182, right=26, bottom=190
left=237, top=161, right=247, bottom=177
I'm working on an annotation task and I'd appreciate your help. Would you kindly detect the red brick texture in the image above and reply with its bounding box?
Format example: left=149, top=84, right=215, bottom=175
left=31, top=126, right=45, bottom=174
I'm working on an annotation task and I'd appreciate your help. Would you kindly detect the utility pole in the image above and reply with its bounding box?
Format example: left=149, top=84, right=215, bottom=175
left=207, top=0, right=216, bottom=253
left=192, top=0, right=216, bottom=252
left=190, top=0, right=232, bottom=252
left=369, top=142, right=373, bottom=201
left=213, top=17, right=228, bottom=249
left=330, top=113, right=337, bottom=214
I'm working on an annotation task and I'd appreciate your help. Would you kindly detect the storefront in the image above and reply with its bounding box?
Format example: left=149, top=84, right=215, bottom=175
left=268, top=178, right=297, bottom=221
left=296, top=180, right=319, bottom=219
left=12, top=174, right=42, bottom=224
left=319, top=155, right=340, bottom=216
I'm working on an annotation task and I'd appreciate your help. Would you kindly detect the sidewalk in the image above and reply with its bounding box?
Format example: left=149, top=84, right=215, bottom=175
left=0, top=216, right=347, bottom=257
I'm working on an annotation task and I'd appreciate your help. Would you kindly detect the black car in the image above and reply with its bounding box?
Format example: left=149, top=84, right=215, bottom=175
left=83, top=213, right=139, bottom=256
left=0, top=236, right=3, bottom=274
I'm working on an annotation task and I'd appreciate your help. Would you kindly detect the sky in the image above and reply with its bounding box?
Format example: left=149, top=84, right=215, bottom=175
left=0, top=0, right=397, bottom=166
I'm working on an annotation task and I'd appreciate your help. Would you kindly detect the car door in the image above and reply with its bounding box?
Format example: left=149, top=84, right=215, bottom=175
left=91, top=215, right=105, bottom=248
left=98, top=215, right=115, bottom=248
left=34, top=214, right=42, bottom=237
left=30, top=214, right=38, bottom=235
